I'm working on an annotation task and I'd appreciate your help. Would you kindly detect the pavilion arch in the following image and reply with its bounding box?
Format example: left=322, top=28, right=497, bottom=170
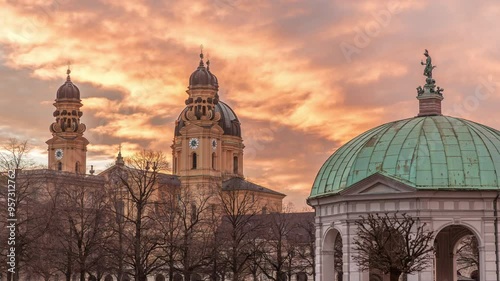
left=433, top=221, right=483, bottom=247
left=433, top=223, right=482, bottom=281
left=322, top=227, right=343, bottom=281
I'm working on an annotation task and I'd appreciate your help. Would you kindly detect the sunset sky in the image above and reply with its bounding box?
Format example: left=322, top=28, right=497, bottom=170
left=1, top=0, right=500, bottom=209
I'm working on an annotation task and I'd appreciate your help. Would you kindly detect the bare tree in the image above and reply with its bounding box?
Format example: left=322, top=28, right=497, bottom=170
left=217, top=189, right=262, bottom=281
left=155, top=185, right=183, bottom=281
left=0, top=139, right=38, bottom=171
left=456, top=235, right=479, bottom=276
left=52, top=176, right=110, bottom=281
left=353, top=213, right=434, bottom=281
left=247, top=234, right=266, bottom=281
left=257, top=204, right=303, bottom=281
left=105, top=168, right=132, bottom=281
left=117, top=150, right=169, bottom=281
left=174, top=186, right=215, bottom=281
left=0, top=139, right=49, bottom=281
left=334, top=235, right=342, bottom=281
left=294, top=215, right=316, bottom=281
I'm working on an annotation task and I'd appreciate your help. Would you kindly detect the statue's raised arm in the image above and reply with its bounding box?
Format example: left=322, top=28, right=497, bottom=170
left=421, top=49, right=436, bottom=78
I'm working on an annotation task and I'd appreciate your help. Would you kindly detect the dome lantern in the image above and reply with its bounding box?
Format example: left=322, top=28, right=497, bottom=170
left=188, top=49, right=219, bottom=90
left=56, top=67, right=81, bottom=101
left=416, top=49, right=444, bottom=116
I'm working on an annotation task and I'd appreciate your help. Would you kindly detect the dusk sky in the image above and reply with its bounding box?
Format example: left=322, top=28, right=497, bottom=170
left=1, top=0, right=500, bottom=209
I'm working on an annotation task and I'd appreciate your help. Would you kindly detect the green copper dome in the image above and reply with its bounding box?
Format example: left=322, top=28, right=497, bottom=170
left=310, top=116, right=500, bottom=198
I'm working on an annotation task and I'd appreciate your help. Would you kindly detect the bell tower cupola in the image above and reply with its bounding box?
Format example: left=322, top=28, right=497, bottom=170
left=183, top=50, right=221, bottom=125
left=172, top=49, right=245, bottom=190
left=46, top=67, right=89, bottom=173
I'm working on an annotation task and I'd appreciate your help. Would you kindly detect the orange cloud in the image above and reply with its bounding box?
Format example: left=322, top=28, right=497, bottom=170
left=1, top=0, right=500, bottom=209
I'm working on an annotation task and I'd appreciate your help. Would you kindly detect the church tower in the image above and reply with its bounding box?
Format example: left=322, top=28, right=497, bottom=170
left=172, top=51, right=244, bottom=189
left=46, top=68, right=88, bottom=173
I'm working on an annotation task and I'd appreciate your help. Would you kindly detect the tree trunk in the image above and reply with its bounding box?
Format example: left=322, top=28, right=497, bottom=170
left=118, top=229, right=124, bottom=281
left=168, top=259, right=174, bottom=281
left=135, top=204, right=143, bottom=281
left=389, top=269, right=402, bottom=281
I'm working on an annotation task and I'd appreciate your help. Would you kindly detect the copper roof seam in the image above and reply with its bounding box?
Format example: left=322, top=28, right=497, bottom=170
left=416, top=118, right=433, bottom=186
left=444, top=116, right=463, bottom=186
left=363, top=118, right=412, bottom=181
left=458, top=117, right=482, bottom=187
left=314, top=122, right=383, bottom=195
left=463, top=119, right=500, bottom=187
left=398, top=117, right=426, bottom=183
left=334, top=122, right=391, bottom=193
left=381, top=117, right=421, bottom=179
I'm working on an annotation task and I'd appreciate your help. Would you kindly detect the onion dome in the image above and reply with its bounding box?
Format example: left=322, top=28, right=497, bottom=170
left=56, top=68, right=80, bottom=100
left=175, top=101, right=241, bottom=137
left=310, top=116, right=500, bottom=198
left=188, top=52, right=218, bottom=89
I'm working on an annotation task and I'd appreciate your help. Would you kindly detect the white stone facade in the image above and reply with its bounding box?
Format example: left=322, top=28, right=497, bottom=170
left=308, top=174, right=500, bottom=281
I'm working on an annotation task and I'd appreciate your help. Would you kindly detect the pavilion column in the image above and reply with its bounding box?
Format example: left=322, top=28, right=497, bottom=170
left=483, top=218, right=498, bottom=281
left=346, top=220, right=365, bottom=281
left=315, top=220, right=324, bottom=281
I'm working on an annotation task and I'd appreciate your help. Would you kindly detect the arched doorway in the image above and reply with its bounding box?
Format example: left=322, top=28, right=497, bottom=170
left=104, top=275, right=113, bottom=281
left=322, top=228, right=343, bottom=281
left=156, top=274, right=166, bottom=281
left=434, top=225, right=481, bottom=281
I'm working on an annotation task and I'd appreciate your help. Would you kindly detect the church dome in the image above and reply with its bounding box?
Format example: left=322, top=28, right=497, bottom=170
left=310, top=116, right=500, bottom=198
left=56, top=70, right=80, bottom=100
left=189, top=53, right=218, bottom=89
left=175, top=101, right=241, bottom=137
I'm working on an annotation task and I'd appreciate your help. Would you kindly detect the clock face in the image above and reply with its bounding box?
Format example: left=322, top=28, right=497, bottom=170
left=55, top=149, right=64, bottom=160
left=211, top=139, right=217, bottom=150
left=189, top=138, right=200, bottom=150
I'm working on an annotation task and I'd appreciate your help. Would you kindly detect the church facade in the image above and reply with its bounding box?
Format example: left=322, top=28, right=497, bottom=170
left=11, top=53, right=294, bottom=281
left=45, top=52, right=285, bottom=213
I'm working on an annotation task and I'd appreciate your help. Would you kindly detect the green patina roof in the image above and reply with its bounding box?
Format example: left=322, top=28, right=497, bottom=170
left=310, top=116, right=500, bottom=198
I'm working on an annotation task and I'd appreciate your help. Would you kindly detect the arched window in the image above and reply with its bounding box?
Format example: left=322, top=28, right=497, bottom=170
left=57, top=162, right=62, bottom=171
left=233, top=155, right=238, bottom=174
left=192, top=153, right=197, bottom=169
left=173, top=157, right=177, bottom=174
left=212, top=152, right=216, bottom=170
left=75, top=162, right=80, bottom=173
